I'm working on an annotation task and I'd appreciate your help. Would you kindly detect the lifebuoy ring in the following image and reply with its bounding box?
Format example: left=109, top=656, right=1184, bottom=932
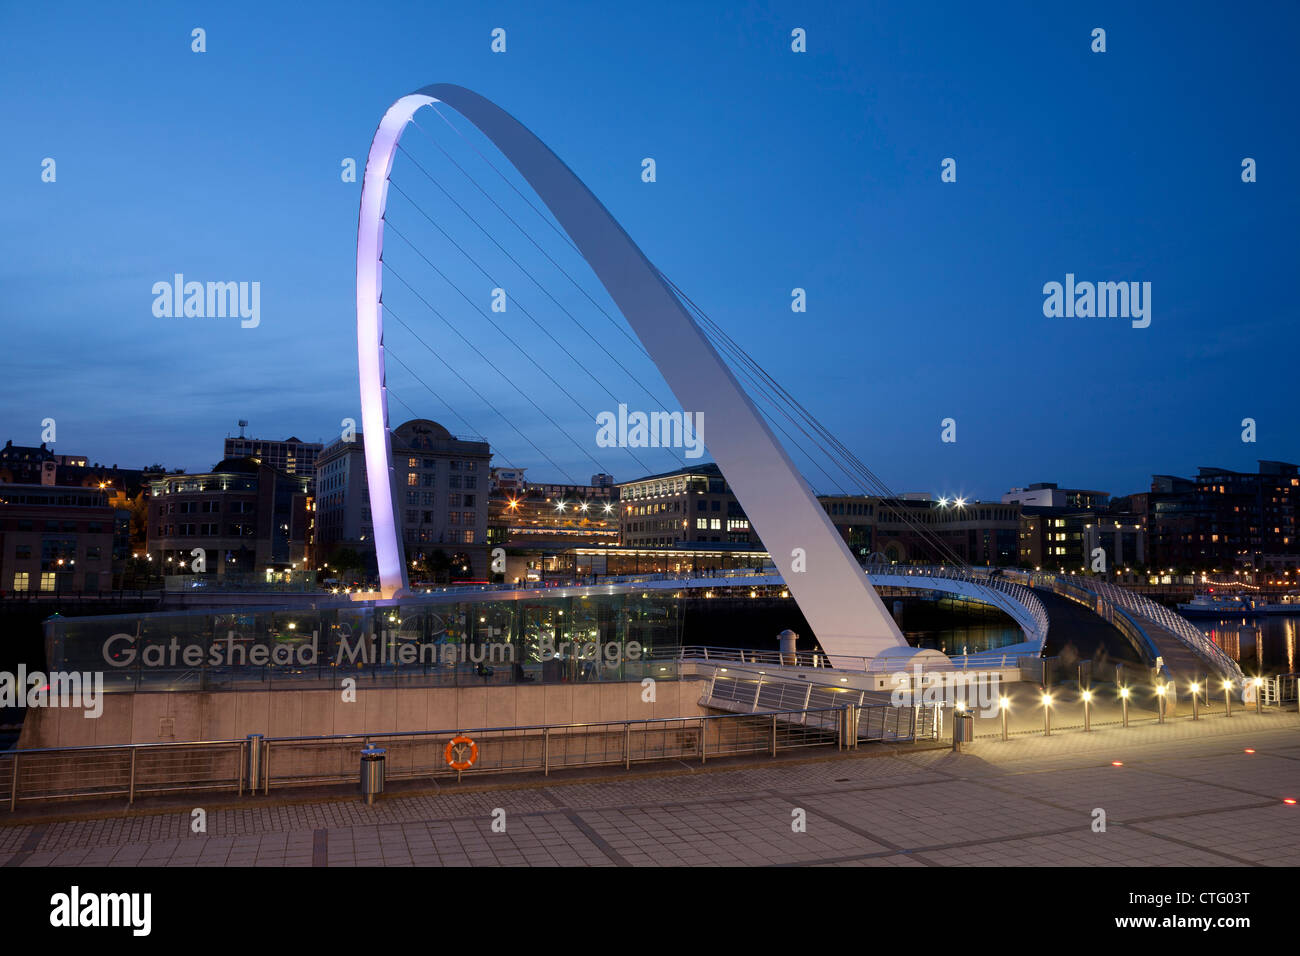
left=445, top=735, right=479, bottom=771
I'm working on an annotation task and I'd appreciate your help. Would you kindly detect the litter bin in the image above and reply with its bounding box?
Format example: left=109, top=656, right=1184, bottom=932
left=360, top=746, right=386, bottom=805
left=952, top=712, right=973, bottom=752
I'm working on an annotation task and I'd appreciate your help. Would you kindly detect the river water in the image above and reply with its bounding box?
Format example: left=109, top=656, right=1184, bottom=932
left=1195, top=615, right=1298, bottom=675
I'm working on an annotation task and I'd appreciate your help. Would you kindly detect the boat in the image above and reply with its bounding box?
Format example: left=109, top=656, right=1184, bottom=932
left=1178, top=591, right=1300, bottom=616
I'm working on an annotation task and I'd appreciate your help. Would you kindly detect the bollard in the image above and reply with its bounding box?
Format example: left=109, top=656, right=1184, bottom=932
left=1224, top=680, right=1232, bottom=718
left=1041, top=691, right=1052, bottom=737
left=999, top=696, right=1010, bottom=741
left=1191, top=681, right=1199, bottom=721
left=360, top=746, right=386, bottom=805
left=1254, top=678, right=1263, bottom=714
left=1156, top=684, right=1166, bottom=723
left=246, top=734, right=264, bottom=794
left=1082, top=690, right=1092, bottom=732
left=1120, top=687, right=1130, bottom=728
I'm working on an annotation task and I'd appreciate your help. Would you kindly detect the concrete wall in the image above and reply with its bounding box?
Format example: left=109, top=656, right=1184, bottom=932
left=17, top=678, right=710, bottom=750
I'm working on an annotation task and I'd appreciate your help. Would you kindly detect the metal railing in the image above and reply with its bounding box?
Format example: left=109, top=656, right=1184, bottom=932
left=0, top=738, right=248, bottom=809
left=874, top=566, right=1050, bottom=649
left=1017, top=571, right=1246, bottom=684
left=2, top=700, right=932, bottom=809
left=679, top=645, right=1026, bottom=673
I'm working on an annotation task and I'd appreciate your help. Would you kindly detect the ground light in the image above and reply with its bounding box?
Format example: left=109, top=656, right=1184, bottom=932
left=1120, top=686, right=1131, bottom=727
left=1041, top=692, right=1052, bottom=737
left=1253, top=677, right=1264, bottom=714
left=1156, top=683, right=1167, bottom=723
left=1224, top=679, right=1234, bottom=718
left=1112, top=760, right=1123, bottom=767
left=1190, top=681, right=1200, bottom=720
left=999, top=696, right=1010, bottom=740
left=1082, top=689, right=1093, bottom=732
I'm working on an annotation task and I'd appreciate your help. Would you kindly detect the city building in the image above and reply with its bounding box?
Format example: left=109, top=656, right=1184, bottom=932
left=1137, top=461, right=1298, bottom=571
left=316, top=420, right=492, bottom=579
left=314, top=436, right=371, bottom=563
left=147, top=457, right=311, bottom=578
left=223, top=430, right=323, bottom=479
left=489, top=466, right=527, bottom=494
left=489, top=479, right=619, bottom=549
left=1002, top=482, right=1110, bottom=510
left=820, top=494, right=1020, bottom=566
left=0, top=440, right=58, bottom=485
left=616, top=463, right=760, bottom=549
left=0, top=484, right=118, bottom=594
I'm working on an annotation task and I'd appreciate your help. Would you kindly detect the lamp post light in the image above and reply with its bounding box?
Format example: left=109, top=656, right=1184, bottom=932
left=1223, top=680, right=1233, bottom=718
left=1120, top=686, right=1130, bottom=728
left=999, top=695, right=1010, bottom=741
left=1041, top=691, right=1052, bottom=737
left=1082, top=689, right=1092, bottom=732
left=1156, top=683, right=1167, bottom=723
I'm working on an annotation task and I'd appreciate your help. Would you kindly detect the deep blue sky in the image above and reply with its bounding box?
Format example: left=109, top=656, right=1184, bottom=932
left=2, top=1, right=1296, bottom=500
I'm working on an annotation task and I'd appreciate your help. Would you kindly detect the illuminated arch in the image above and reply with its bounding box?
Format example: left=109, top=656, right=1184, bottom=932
left=356, top=84, right=907, bottom=661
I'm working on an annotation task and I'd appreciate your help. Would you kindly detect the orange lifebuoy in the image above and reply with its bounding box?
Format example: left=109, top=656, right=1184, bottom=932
left=445, top=735, right=479, bottom=771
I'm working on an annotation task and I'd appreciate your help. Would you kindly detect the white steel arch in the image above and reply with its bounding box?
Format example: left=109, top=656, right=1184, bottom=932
left=355, top=83, right=907, bottom=662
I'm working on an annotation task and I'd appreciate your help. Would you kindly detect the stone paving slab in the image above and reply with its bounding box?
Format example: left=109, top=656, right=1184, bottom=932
left=1, top=712, right=1296, bottom=867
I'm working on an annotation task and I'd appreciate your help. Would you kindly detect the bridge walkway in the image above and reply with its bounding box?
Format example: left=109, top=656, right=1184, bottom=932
left=699, top=669, right=939, bottom=742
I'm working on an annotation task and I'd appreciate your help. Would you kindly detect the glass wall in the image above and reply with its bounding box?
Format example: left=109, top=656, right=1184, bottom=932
left=45, top=589, right=682, bottom=691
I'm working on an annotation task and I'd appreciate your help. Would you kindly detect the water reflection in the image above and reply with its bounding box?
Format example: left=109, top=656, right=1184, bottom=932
left=1198, top=615, right=1300, bottom=675
left=908, top=623, right=1022, bottom=655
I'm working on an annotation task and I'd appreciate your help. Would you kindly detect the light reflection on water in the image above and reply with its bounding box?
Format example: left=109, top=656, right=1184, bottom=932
left=1199, top=615, right=1298, bottom=675
left=908, top=623, right=1022, bottom=655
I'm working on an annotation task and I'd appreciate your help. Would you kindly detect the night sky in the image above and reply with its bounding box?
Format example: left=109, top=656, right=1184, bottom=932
left=2, top=1, right=1295, bottom=500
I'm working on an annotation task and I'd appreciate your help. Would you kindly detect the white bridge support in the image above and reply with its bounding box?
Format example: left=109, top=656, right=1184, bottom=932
left=355, top=84, right=906, bottom=663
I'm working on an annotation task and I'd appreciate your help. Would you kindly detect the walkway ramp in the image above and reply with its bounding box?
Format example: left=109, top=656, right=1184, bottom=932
left=700, top=670, right=939, bottom=742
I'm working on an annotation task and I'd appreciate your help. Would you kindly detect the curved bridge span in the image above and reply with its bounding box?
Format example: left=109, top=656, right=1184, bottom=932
left=458, top=565, right=1239, bottom=682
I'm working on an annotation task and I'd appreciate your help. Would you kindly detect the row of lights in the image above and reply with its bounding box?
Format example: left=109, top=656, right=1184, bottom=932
left=953, top=677, right=1269, bottom=739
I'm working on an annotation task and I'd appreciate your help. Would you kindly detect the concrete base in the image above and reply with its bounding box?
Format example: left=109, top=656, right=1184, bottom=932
left=17, top=678, right=710, bottom=750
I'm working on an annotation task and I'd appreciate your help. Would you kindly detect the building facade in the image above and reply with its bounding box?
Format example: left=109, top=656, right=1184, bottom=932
left=0, top=484, right=118, bottom=594
left=223, top=433, right=323, bottom=480
left=617, top=463, right=760, bottom=549
left=147, top=458, right=311, bottom=577
left=317, top=420, right=493, bottom=580
left=820, top=494, right=1020, bottom=566
left=489, top=479, right=619, bottom=549
left=1138, top=462, right=1298, bottom=571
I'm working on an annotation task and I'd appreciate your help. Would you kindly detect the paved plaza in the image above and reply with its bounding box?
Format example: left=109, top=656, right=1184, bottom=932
left=1, top=710, right=1296, bottom=867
